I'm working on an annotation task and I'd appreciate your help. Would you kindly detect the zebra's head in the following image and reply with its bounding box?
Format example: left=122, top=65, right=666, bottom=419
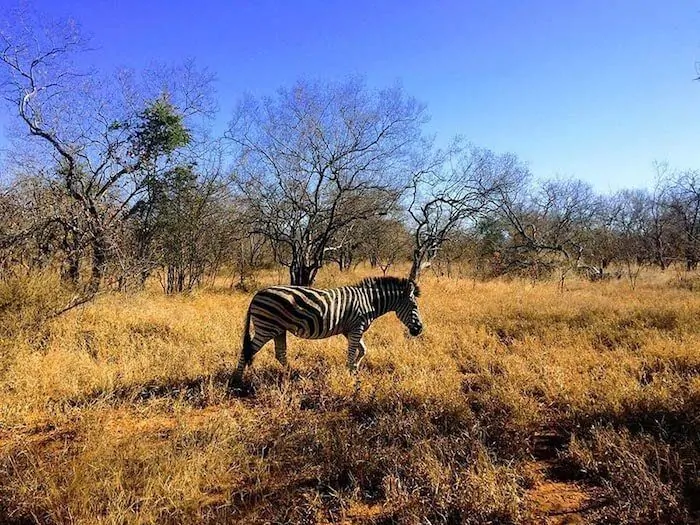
left=396, top=280, right=423, bottom=336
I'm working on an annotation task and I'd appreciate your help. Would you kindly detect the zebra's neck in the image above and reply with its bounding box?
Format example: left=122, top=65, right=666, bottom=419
left=364, top=282, right=403, bottom=318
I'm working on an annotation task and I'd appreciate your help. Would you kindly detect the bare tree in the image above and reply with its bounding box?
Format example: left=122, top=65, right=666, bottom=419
left=430, top=229, right=479, bottom=279
left=229, top=232, right=270, bottom=290
left=577, top=194, right=620, bottom=281
left=324, top=215, right=412, bottom=273
left=323, top=222, right=363, bottom=272
left=610, top=189, right=654, bottom=289
left=643, top=162, right=675, bottom=270
left=226, top=77, right=427, bottom=286
left=408, top=142, right=522, bottom=281
left=0, top=172, right=88, bottom=280
left=323, top=198, right=409, bottom=272
left=666, top=169, right=700, bottom=271
left=496, top=177, right=599, bottom=289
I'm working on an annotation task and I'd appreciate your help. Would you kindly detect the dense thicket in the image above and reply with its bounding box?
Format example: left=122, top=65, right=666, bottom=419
left=2, top=12, right=699, bottom=305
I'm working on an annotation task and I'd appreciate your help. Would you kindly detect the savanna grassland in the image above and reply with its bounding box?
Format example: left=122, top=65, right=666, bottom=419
left=1, top=267, right=699, bottom=524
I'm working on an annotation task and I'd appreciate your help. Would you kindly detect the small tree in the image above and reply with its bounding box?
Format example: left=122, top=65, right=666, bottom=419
left=148, top=166, right=221, bottom=293
left=612, top=189, right=652, bottom=289
left=355, top=217, right=412, bottom=274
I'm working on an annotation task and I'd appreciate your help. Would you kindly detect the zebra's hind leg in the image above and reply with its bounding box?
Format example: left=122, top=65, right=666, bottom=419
left=274, top=332, right=288, bottom=366
left=229, top=356, right=248, bottom=392
left=229, top=333, right=270, bottom=391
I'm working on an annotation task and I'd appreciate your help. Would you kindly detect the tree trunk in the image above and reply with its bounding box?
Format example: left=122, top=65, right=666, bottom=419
left=409, top=259, right=419, bottom=282
left=289, top=264, right=317, bottom=286
left=62, top=253, right=80, bottom=284
left=337, top=250, right=352, bottom=272
left=166, top=266, right=174, bottom=294
left=177, top=268, right=185, bottom=292
left=409, top=247, right=431, bottom=282
left=87, top=230, right=108, bottom=294
left=61, top=230, right=81, bottom=284
left=654, top=236, right=667, bottom=270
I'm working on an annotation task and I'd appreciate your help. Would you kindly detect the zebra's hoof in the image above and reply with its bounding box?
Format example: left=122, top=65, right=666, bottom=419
left=227, top=377, right=245, bottom=394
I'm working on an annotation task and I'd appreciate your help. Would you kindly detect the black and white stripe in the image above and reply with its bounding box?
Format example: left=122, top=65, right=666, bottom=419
left=230, top=276, right=423, bottom=386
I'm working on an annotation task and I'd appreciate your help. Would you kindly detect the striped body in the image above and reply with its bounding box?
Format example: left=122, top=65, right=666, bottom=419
left=230, top=276, right=423, bottom=387
left=251, top=285, right=374, bottom=339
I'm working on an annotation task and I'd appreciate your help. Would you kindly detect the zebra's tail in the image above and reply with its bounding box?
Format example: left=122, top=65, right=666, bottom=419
left=242, top=308, right=254, bottom=365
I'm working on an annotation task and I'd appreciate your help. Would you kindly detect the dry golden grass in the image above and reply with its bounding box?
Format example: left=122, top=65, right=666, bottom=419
left=1, top=266, right=699, bottom=524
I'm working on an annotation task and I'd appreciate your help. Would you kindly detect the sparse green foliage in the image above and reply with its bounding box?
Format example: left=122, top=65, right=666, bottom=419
left=131, top=96, right=191, bottom=162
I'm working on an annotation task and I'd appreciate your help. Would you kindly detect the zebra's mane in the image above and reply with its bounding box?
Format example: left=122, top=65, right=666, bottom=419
left=357, top=276, right=421, bottom=297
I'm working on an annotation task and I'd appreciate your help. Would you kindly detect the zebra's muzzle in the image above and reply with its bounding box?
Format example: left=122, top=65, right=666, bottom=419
left=409, top=324, right=423, bottom=336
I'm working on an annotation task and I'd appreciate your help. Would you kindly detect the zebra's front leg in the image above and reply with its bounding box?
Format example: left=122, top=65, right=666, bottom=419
left=354, top=339, right=367, bottom=369
left=345, top=330, right=364, bottom=374
left=274, top=332, right=288, bottom=367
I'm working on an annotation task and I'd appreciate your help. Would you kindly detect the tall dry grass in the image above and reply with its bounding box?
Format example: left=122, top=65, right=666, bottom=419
left=1, top=266, right=699, bottom=523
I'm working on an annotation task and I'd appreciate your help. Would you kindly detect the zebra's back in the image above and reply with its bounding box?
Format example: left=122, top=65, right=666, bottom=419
left=249, top=284, right=373, bottom=340
left=249, top=285, right=336, bottom=339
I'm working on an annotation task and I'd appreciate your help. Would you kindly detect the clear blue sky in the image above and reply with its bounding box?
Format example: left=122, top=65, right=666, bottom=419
left=2, top=0, right=700, bottom=192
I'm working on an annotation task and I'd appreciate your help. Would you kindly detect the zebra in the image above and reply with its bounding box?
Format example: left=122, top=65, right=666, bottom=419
left=230, top=276, right=423, bottom=387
